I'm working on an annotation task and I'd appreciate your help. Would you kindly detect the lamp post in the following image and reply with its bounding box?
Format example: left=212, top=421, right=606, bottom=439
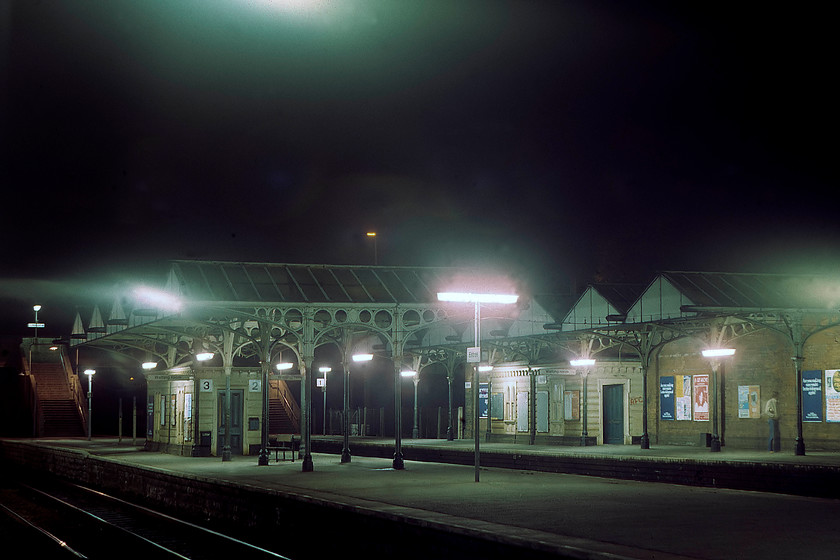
left=139, top=362, right=156, bottom=444
left=366, top=232, right=377, bottom=264
left=342, top=353, right=372, bottom=463
left=32, top=304, right=42, bottom=340
left=702, top=348, right=735, bottom=452
left=319, top=367, right=331, bottom=436
left=437, top=290, right=518, bottom=482
left=84, top=369, right=95, bottom=440
left=402, top=369, right=419, bottom=438
left=571, top=359, right=595, bottom=446
left=191, top=351, right=214, bottom=456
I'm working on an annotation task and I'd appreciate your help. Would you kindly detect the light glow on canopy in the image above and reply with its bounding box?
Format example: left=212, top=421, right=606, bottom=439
left=133, top=286, right=183, bottom=313
left=437, top=292, right=518, bottom=304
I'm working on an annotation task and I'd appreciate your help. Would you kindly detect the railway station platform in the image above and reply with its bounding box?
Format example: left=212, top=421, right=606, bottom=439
left=3, top=437, right=840, bottom=559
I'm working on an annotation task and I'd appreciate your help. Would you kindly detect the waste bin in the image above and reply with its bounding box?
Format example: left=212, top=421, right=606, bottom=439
left=193, top=431, right=212, bottom=456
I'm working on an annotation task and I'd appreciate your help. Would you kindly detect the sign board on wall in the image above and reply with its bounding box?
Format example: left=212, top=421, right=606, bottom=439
left=826, top=370, right=840, bottom=422
left=693, top=374, right=709, bottom=422
left=660, top=376, right=675, bottom=420
left=802, top=370, right=823, bottom=422
left=564, top=390, right=579, bottom=420
left=676, top=375, right=692, bottom=420
left=737, top=385, right=760, bottom=418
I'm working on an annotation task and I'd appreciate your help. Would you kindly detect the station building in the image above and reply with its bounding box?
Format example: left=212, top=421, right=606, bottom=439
left=52, top=262, right=840, bottom=467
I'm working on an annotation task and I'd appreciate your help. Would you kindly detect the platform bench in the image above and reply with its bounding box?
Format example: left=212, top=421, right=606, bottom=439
left=267, top=434, right=297, bottom=462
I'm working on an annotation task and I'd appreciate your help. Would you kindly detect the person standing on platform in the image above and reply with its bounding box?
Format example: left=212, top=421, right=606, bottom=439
left=765, top=392, right=780, bottom=452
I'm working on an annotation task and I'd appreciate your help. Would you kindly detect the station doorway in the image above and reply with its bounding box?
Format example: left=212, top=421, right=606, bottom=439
left=217, top=390, right=243, bottom=455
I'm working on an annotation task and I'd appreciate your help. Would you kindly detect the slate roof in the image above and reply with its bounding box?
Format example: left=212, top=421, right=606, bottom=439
left=661, top=271, right=840, bottom=311
left=169, top=261, right=467, bottom=305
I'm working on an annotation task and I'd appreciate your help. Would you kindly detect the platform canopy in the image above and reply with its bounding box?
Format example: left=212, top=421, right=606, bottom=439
left=69, top=260, right=563, bottom=369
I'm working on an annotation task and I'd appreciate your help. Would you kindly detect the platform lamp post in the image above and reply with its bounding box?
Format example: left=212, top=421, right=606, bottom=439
left=571, top=359, right=595, bottom=446
left=140, top=361, right=156, bottom=444
left=402, top=368, right=419, bottom=438
left=84, top=369, right=95, bottom=440
left=342, top=353, right=373, bottom=463
left=192, top=352, right=214, bottom=456
left=366, top=232, right=377, bottom=264
left=702, top=348, right=735, bottom=452
left=319, top=367, right=331, bottom=436
left=437, top=290, right=519, bottom=482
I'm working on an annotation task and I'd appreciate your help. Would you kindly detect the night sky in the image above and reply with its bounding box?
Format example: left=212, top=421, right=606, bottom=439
left=2, top=1, right=837, bottom=339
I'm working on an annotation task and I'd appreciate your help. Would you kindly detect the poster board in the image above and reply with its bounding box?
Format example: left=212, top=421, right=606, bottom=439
left=737, top=385, right=760, bottom=419
left=826, top=370, right=840, bottom=422
left=693, top=374, right=709, bottom=422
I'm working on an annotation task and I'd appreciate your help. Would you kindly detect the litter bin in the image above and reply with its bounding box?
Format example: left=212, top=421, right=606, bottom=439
left=193, top=431, right=212, bottom=456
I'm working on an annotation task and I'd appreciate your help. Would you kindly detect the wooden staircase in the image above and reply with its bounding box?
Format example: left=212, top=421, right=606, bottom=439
left=268, top=379, right=300, bottom=435
left=29, top=351, right=86, bottom=438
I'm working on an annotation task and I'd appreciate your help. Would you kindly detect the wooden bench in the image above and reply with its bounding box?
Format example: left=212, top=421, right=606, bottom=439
left=267, top=434, right=297, bottom=462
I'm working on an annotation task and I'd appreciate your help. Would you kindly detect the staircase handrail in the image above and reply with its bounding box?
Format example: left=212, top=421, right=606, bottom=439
left=58, top=345, right=88, bottom=437
left=271, top=379, right=300, bottom=431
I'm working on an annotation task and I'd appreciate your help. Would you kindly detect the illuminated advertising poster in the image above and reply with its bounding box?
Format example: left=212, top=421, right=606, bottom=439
left=479, top=383, right=489, bottom=418
left=693, top=375, right=709, bottom=422
left=802, top=370, right=823, bottom=422
left=660, top=376, right=675, bottom=420
left=826, top=370, right=840, bottom=423
left=564, top=390, right=580, bottom=420
left=738, top=385, right=760, bottom=418
left=676, top=375, right=692, bottom=420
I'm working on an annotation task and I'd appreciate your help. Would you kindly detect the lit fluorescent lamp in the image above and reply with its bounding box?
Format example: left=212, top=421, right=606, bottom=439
left=142, top=362, right=157, bottom=370
left=275, top=362, right=294, bottom=371
left=437, top=292, right=518, bottom=304
left=352, top=353, right=374, bottom=362
left=401, top=369, right=416, bottom=377
left=570, top=359, right=596, bottom=367
left=196, top=352, right=214, bottom=361
left=702, top=349, right=736, bottom=358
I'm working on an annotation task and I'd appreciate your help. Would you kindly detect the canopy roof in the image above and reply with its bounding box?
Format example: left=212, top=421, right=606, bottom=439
left=167, top=260, right=522, bottom=306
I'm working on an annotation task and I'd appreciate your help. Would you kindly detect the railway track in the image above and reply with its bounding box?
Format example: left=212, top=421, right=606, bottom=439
left=0, top=477, right=292, bottom=559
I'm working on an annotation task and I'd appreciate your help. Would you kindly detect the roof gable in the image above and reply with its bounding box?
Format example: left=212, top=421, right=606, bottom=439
left=560, top=284, right=643, bottom=331
left=625, top=274, right=697, bottom=323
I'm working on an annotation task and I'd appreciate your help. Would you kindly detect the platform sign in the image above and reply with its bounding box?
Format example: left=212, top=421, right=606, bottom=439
left=28, top=322, right=45, bottom=328
left=467, top=346, right=481, bottom=363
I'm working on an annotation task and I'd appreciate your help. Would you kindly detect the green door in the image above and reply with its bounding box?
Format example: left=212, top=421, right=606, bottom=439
left=603, top=384, right=624, bottom=444
left=217, top=390, right=243, bottom=455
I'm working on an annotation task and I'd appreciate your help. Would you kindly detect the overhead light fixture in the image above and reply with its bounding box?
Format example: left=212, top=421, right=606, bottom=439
left=570, top=358, right=596, bottom=367
left=437, top=292, right=518, bottom=304
left=702, top=348, right=736, bottom=358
